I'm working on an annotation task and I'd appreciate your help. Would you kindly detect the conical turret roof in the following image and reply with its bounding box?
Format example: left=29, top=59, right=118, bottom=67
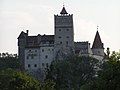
left=92, top=31, right=104, bottom=49
left=60, top=6, right=68, bottom=14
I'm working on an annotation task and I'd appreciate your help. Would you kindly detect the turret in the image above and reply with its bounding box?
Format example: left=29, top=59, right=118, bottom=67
left=54, top=6, right=74, bottom=59
left=92, top=27, right=104, bottom=57
left=18, top=30, right=28, bottom=70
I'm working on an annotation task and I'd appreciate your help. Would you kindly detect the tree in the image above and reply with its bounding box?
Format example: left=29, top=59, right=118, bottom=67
left=41, top=79, right=56, bottom=90
left=85, top=51, right=120, bottom=90
left=0, top=69, right=40, bottom=90
left=0, top=53, right=20, bottom=70
left=46, top=56, right=99, bottom=90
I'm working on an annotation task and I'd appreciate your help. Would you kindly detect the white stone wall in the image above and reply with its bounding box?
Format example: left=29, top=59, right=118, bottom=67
left=92, top=48, right=104, bottom=56
left=40, top=45, right=54, bottom=69
left=25, top=45, right=54, bottom=71
left=92, top=55, right=104, bottom=61
left=25, top=48, right=40, bottom=71
left=54, top=15, right=74, bottom=57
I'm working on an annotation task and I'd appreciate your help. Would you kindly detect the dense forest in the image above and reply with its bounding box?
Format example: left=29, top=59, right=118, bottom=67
left=0, top=51, right=120, bottom=90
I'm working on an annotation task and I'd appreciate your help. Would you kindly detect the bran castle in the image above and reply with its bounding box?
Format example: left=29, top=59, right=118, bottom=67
left=18, top=6, right=105, bottom=71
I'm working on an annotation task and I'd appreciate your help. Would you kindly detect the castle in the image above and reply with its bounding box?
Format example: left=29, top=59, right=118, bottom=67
left=18, top=6, right=104, bottom=71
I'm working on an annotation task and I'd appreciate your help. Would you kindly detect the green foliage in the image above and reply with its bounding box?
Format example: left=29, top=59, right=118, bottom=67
left=109, top=51, right=120, bottom=61
left=0, top=68, right=40, bottom=90
left=46, top=56, right=99, bottom=90
left=41, top=79, right=56, bottom=90
left=85, top=51, right=120, bottom=90
left=0, top=52, right=20, bottom=70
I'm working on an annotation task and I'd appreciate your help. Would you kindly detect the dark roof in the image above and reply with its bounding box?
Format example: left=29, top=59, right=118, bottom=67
left=60, top=7, right=68, bottom=14
left=92, top=31, right=104, bottom=49
left=18, top=31, right=27, bottom=39
left=74, top=42, right=90, bottom=54
left=26, top=35, right=54, bottom=46
left=27, top=36, right=38, bottom=45
left=41, top=35, right=54, bottom=42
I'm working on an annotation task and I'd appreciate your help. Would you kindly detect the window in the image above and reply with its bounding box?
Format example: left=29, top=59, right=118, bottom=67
left=59, top=29, right=61, bottom=31
left=67, top=29, right=69, bottom=31
left=45, top=55, right=48, bottom=59
left=60, top=42, right=62, bottom=44
left=29, top=50, right=31, bottom=52
left=59, top=36, right=61, bottom=38
left=98, top=51, right=100, bottom=54
left=66, top=36, right=69, bottom=38
left=46, top=63, right=49, bottom=67
left=42, top=63, right=44, bottom=67
left=35, top=50, right=37, bottom=52
left=34, top=64, right=37, bottom=67
left=27, top=56, right=29, bottom=59
left=66, top=41, right=68, bottom=45
left=28, top=64, right=30, bottom=67
left=42, top=49, right=44, bottom=52
left=52, top=49, right=54, bottom=51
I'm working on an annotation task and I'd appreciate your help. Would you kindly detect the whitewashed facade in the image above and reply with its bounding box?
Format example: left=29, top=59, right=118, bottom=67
left=25, top=44, right=54, bottom=70
left=18, top=6, right=105, bottom=72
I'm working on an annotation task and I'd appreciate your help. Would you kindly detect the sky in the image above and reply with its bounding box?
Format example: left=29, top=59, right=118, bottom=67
left=0, top=0, right=120, bottom=54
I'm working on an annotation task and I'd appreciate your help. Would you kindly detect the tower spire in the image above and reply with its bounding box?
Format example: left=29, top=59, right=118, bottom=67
left=60, top=5, right=68, bottom=15
left=92, top=29, right=104, bottom=49
left=63, top=3, right=65, bottom=7
left=97, top=25, right=99, bottom=31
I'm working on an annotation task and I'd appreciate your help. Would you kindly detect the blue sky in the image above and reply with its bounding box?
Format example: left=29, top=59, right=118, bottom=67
left=0, top=0, right=120, bottom=53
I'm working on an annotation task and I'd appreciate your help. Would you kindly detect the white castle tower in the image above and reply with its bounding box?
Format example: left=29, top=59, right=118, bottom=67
left=18, top=6, right=105, bottom=73
left=92, top=27, right=104, bottom=60
left=54, top=6, right=74, bottom=59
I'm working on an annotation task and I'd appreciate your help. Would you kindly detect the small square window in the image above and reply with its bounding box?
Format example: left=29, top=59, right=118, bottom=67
left=59, top=29, right=61, bottom=31
left=46, top=63, right=49, bottom=67
left=67, top=29, right=69, bottom=31
left=66, top=36, right=69, bottom=38
left=60, top=42, right=62, bottom=44
left=42, top=49, right=44, bottom=52
left=59, top=36, right=61, bottom=38
left=45, top=55, right=48, bottom=59
left=42, top=63, right=44, bottom=67
left=35, top=50, right=37, bottom=52
left=27, top=56, right=29, bottom=59
left=34, top=64, right=37, bottom=67
left=66, top=41, right=68, bottom=45
left=98, top=51, right=100, bottom=54
left=28, top=64, right=30, bottom=67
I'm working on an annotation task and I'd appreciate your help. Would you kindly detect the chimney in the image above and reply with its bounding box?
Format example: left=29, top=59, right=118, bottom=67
left=26, top=30, right=29, bottom=35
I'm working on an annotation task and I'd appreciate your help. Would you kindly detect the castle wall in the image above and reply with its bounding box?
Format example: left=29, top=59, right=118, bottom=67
left=24, top=45, right=54, bottom=71
left=74, top=42, right=92, bottom=55
left=40, top=46, right=54, bottom=69
left=18, top=32, right=27, bottom=70
left=54, top=15, right=74, bottom=59
left=92, top=48, right=104, bottom=57
left=25, top=48, right=40, bottom=70
left=18, top=7, right=105, bottom=73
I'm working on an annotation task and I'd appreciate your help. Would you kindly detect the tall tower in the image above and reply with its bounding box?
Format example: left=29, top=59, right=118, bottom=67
left=92, top=29, right=104, bottom=57
left=54, top=6, right=74, bottom=59
left=18, top=31, right=28, bottom=70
